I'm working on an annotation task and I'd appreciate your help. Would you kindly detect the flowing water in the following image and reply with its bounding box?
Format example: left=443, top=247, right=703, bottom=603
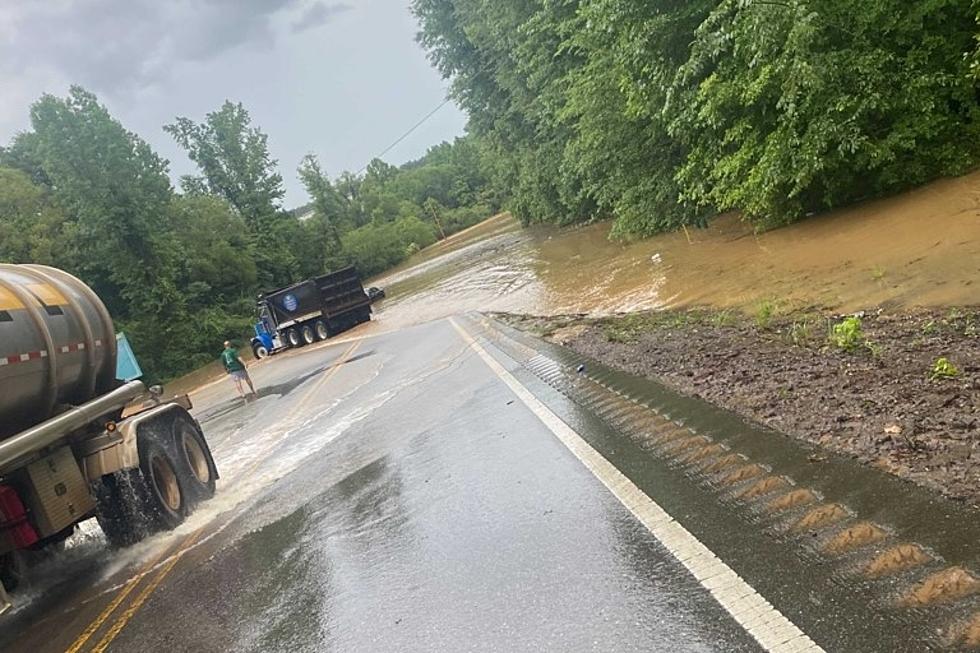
left=371, top=171, right=980, bottom=327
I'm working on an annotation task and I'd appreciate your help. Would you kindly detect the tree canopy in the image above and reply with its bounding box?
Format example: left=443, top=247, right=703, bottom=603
left=0, top=87, right=499, bottom=380
left=413, top=0, right=980, bottom=234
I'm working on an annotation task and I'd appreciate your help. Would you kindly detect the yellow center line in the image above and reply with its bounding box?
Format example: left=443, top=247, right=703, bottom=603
left=62, top=546, right=172, bottom=653
left=67, top=340, right=361, bottom=652
left=89, top=532, right=201, bottom=653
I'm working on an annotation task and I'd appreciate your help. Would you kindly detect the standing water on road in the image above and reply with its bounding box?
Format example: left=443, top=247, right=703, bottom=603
left=370, top=171, right=980, bottom=327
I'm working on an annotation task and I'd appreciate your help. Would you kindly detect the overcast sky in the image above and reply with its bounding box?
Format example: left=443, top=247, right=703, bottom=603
left=0, top=0, right=468, bottom=207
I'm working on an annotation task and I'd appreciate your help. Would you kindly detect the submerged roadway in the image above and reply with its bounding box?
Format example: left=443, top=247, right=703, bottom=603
left=0, top=314, right=966, bottom=651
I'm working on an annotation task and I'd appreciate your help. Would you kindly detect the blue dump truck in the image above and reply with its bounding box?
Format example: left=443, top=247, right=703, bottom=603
left=250, top=266, right=372, bottom=358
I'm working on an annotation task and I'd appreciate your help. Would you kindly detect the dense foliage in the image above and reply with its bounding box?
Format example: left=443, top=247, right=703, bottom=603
left=413, top=0, right=980, bottom=233
left=0, top=87, right=498, bottom=380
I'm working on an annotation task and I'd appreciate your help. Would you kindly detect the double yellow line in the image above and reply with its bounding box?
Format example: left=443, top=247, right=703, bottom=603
left=64, top=340, right=361, bottom=653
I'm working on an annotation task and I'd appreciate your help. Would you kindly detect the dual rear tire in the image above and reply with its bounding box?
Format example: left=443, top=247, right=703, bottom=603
left=286, top=321, right=328, bottom=348
left=96, top=412, right=217, bottom=548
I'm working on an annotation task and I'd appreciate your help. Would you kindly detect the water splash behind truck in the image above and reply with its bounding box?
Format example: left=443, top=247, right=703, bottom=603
left=0, top=264, right=218, bottom=612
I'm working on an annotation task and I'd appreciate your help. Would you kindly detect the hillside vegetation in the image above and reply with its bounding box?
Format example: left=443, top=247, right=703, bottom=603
left=412, top=0, right=980, bottom=235
left=0, top=88, right=498, bottom=379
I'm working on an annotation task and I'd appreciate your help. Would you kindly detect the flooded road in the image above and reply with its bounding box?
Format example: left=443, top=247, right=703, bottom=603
left=2, top=320, right=769, bottom=652
left=3, top=172, right=979, bottom=651
left=373, top=171, right=980, bottom=326
left=3, top=314, right=978, bottom=650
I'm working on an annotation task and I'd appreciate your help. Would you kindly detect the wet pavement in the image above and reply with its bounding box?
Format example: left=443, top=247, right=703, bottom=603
left=2, top=314, right=978, bottom=650
left=0, top=319, right=764, bottom=652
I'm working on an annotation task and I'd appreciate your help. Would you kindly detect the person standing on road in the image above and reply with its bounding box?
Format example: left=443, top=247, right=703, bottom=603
left=221, top=340, right=257, bottom=400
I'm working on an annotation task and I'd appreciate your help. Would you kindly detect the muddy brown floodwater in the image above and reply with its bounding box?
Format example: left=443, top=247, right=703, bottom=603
left=364, top=172, right=980, bottom=510
left=371, top=171, right=980, bottom=328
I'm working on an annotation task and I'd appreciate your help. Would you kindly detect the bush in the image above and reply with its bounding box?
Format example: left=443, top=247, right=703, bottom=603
left=930, top=357, right=960, bottom=380
left=830, top=316, right=865, bottom=352
left=341, top=216, right=437, bottom=277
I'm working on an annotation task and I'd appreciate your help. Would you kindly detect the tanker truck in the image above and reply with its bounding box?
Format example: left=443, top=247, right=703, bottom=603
left=0, top=264, right=218, bottom=612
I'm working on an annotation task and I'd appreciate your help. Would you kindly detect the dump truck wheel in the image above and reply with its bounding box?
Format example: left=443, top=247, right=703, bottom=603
left=315, top=320, right=329, bottom=340
left=174, top=416, right=217, bottom=504
left=252, top=343, right=269, bottom=359
left=287, top=328, right=301, bottom=347
left=302, top=324, right=315, bottom=345
left=138, top=434, right=188, bottom=531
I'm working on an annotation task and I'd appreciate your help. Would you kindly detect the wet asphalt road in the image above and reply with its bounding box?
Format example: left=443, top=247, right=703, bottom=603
left=1, top=318, right=765, bottom=652
left=0, top=320, right=772, bottom=652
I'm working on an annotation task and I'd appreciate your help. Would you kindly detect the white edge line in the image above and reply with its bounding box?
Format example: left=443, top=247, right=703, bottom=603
left=450, top=318, right=824, bottom=653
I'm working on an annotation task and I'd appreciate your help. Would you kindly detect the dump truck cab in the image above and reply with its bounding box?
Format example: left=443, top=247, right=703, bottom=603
left=251, top=307, right=279, bottom=359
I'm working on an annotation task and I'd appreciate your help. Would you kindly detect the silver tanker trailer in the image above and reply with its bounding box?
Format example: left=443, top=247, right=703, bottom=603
left=0, top=264, right=218, bottom=612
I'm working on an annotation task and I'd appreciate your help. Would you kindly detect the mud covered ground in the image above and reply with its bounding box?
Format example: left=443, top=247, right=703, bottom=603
left=497, top=307, right=980, bottom=506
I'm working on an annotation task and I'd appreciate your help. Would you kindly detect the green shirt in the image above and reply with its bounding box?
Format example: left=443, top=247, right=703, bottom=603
left=221, top=347, right=245, bottom=372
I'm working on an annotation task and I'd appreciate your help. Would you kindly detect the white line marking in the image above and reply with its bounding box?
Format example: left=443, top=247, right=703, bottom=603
left=450, top=318, right=824, bottom=653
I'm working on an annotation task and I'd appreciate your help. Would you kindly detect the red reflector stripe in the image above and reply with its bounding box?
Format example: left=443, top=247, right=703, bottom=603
left=0, top=340, right=96, bottom=364
left=0, top=349, right=50, bottom=366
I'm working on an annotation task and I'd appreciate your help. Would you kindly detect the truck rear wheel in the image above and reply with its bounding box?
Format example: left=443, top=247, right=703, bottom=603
left=315, top=320, right=329, bottom=340
left=301, top=324, right=315, bottom=345
left=95, top=469, right=154, bottom=547
left=174, top=416, right=217, bottom=504
left=140, top=435, right=187, bottom=531
left=287, top=328, right=301, bottom=347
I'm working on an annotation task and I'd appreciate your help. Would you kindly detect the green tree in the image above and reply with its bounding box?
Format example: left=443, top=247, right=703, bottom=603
left=27, top=86, right=181, bottom=318
left=414, top=0, right=980, bottom=235
left=298, top=155, right=346, bottom=247
left=0, top=166, right=70, bottom=266
left=165, top=102, right=285, bottom=226
left=169, top=194, right=258, bottom=305
left=166, top=101, right=299, bottom=287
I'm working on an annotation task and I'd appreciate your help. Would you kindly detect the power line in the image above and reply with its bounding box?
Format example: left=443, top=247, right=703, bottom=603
left=356, top=96, right=454, bottom=174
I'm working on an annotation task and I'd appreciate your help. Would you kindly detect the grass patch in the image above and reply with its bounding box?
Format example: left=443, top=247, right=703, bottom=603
left=788, top=317, right=814, bottom=346
left=602, top=310, right=701, bottom=343
left=602, top=313, right=660, bottom=343
left=755, top=300, right=777, bottom=330
left=710, top=310, right=736, bottom=327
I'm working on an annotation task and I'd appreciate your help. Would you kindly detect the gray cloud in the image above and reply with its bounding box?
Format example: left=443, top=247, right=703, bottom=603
left=0, top=0, right=332, bottom=95
left=291, top=2, right=352, bottom=34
